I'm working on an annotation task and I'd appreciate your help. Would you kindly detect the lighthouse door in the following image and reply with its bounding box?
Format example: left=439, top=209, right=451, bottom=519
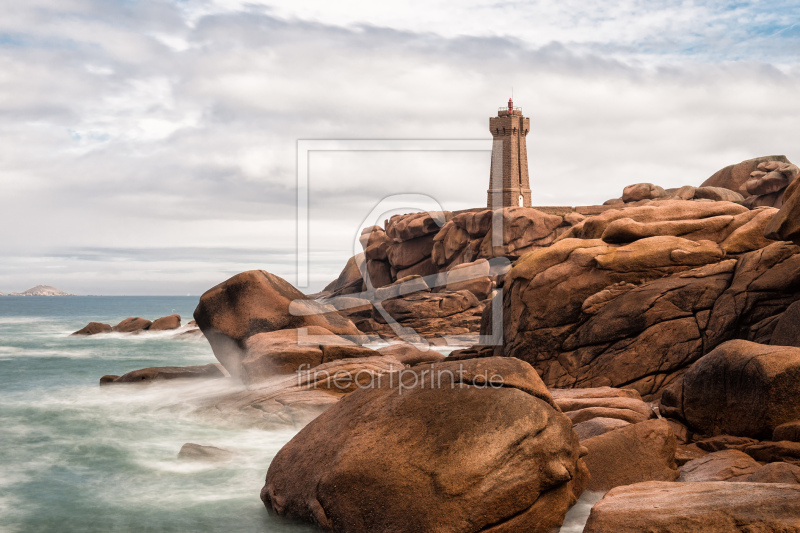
left=518, top=194, right=523, bottom=207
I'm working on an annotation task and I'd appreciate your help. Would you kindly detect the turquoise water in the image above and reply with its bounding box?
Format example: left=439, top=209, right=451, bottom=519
left=0, top=297, right=314, bottom=533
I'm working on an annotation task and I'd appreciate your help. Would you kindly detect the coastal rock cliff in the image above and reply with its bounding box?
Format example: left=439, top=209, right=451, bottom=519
left=495, top=200, right=799, bottom=400
left=94, top=153, right=800, bottom=532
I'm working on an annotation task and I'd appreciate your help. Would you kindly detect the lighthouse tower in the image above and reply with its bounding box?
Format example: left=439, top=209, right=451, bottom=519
left=487, top=98, right=531, bottom=208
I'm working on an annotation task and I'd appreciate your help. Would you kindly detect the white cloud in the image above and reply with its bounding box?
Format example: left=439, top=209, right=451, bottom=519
left=0, top=1, right=799, bottom=294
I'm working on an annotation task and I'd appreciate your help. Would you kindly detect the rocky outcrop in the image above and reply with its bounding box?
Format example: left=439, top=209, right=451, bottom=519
left=444, top=259, right=494, bottom=300
left=733, top=462, right=800, bottom=484
left=608, top=184, right=746, bottom=205
left=496, top=197, right=800, bottom=399
left=744, top=162, right=800, bottom=209
left=775, top=421, right=800, bottom=442
left=322, top=208, right=577, bottom=336
left=559, top=200, right=766, bottom=248
left=573, top=417, right=631, bottom=440
left=584, top=481, right=800, bottom=532
left=385, top=210, right=450, bottom=242
left=550, top=386, right=654, bottom=425
left=337, top=275, right=489, bottom=343
left=355, top=199, right=788, bottom=348
left=742, top=161, right=799, bottom=203
left=71, top=322, right=112, bottom=335
left=698, top=155, right=799, bottom=208
left=693, top=435, right=760, bottom=452
left=375, top=344, right=446, bottom=366
left=173, top=325, right=205, bottom=339
left=112, top=317, right=152, bottom=333
left=744, top=441, right=800, bottom=465
left=99, top=374, right=119, bottom=385
left=319, top=207, right=618, bottom=344
left=358, top=211, right=450, bottom=292
left=240, top=327, right=378, bottom=386
left=580, top=419, right=679, bottom=491
left=103, top=363, right=227, bottom=384
left=321, top=255, right=366, bottom=296
left=660, top=340, right=800, bottom=438
left=178, top=443, right=235, bottom=462
left=73, top=315, right=188, bottom=336
left=771, top=301, right=800, bottom=347
left=675, top=444, right=708, bottom=466
left=149, top=314, right=181, bottom=331
left=381, top=289, right=479, bottom=322
left=194, top=270, right=363, bottom=380
left=677, top=449, right=761, bottom=482
left=607, top=157, right=798, bottom=208
left=261, top=357, right=588, bottom=533
left=622, top=183, right=667, bottom=202
left=431, top=207, right=565, bottom=271
left=194, top=356, right=404, bottom=429
left=702, top=155, right=789, bottom=193
left=765, top=168, right=800, bottom=244
left=691, top=186, right=745, bottom=202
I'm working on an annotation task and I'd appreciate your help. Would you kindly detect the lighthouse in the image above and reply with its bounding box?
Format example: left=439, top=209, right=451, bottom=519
left=487, top=98, right=531, bottom=209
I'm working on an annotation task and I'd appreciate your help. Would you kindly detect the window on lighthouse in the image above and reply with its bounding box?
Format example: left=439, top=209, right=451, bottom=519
left=518, top=194, right=523, bottom=207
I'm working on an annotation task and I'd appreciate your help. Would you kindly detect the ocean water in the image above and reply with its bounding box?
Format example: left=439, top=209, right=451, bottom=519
left=0, top=296, right=594, bottom=533
left=0, top=296, right=314, bottom=533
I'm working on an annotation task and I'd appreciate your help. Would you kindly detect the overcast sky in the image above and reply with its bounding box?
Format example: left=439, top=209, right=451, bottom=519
left=1, top=0, right=799, bottom=295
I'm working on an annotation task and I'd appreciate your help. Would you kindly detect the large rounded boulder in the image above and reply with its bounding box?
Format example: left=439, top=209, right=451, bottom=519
left=261, top=357, right=588, bottom=533
left=193, top=270, right=363, bottom=378
left=149, top=314, right=181, bottom=331
left=661, top=339, right=800, bottom=438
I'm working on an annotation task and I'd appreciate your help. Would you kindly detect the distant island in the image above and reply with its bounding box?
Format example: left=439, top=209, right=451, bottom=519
left=8, top=285, right=74, bottom=296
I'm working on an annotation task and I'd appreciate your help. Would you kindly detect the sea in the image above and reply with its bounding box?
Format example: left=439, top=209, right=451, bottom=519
left=0, top=296, right=598, bottom=533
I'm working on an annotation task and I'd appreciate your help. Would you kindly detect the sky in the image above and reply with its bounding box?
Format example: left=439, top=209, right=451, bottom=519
left=1, top=0, right=799, bottom=295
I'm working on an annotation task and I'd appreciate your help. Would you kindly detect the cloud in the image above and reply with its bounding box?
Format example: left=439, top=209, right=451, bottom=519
left=0, top=1, right=799, bottom=294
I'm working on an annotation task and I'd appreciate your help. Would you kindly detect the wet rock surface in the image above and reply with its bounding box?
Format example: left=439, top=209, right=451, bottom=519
left=192, top=356, right=405, bottom=430
left=112, top=317, right=153, bottom=333
left=72, top=315, right=189, bottom=336
left=103, top=363, right=227, bottom=384
left=71, top=321, right=113, bottom=335
left=178, top=443, right=235, bottom=462
left=149, top=314, right=181, bottom=331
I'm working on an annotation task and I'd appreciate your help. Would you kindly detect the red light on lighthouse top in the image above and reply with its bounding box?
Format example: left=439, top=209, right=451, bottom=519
left=508, top=98, right=513, bottom=114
